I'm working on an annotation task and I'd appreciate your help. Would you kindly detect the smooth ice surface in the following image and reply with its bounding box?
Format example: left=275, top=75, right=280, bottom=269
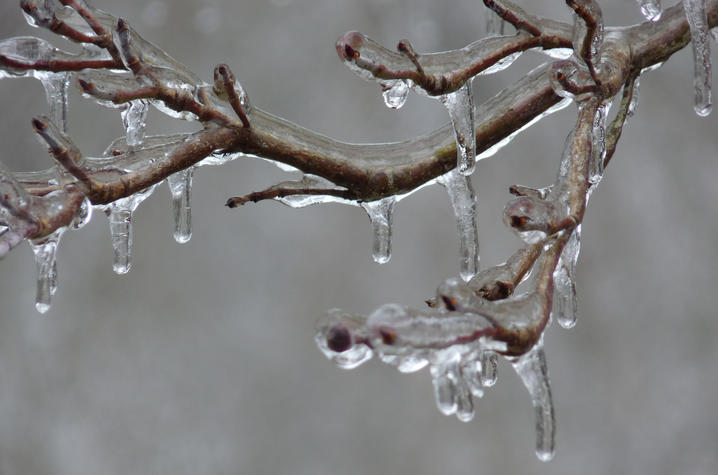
left=510, top=342, right=555, bottom=462
left=683, top=0, right=712, bottom=116
left=485, top=10, right=507, bottom=37
left=39, top=73, right=69, bottom=133
left=30, top=228, right=63, bottom=314
left=553, top=228, right=581, bottom=329
left=361, top=197, right=396, bottom=264
left=121, top=100, right=149, bottom=147
left=438, top=170, right=479, bottom=282
left=166, top=168, right=193, bottom=243
left=382, top=79, right=410, bottom=109
left=627, top=76, right=641, bottom=120
left=480, top=351, right=498, bottom=387
left=439, top=81, right=476, bottom=175
left=589, top=101, right=610, bottom=185
left=275, top=174, right=352, bottom=208
left=103, top=185, right=158, bottom=274
left=636, top=0, right=662, bottom=21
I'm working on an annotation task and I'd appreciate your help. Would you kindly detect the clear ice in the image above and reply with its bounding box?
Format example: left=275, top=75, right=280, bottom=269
left=103, top=185, right=157, bottom=274
left=589, top=100, right=610, bottom=186
left=485, top=10, right=507, bottom=37
left=30, top=228, right=63, bottom=314
left=439, top=81, right=476, bottom=175
left=39, top=73, right=69, bottom=133
left=553, top=228, right=581, bottom=329
left=636, top=0, right=662, bottom=21
left=121, top=100, right=149, bottom=147
left=438, top=170, right=479, bottom=282
left=166, top=168, right=193, bottom=243
left=627, top=76, right=641, bottom=120
left=510, top=342, right=555, bottom=462
left=480, top=351, right=498, bottom=387
left=361, top=197, right=396, bottom=264
left=683, top=0, right=712, bottom=116
left=382, top=79, right=410, bottom=109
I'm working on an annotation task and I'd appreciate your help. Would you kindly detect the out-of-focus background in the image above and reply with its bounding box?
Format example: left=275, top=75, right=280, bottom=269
left=1, top=1, right=717, bottom=474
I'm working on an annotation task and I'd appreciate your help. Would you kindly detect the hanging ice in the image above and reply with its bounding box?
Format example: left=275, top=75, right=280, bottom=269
left=485, top=10, right=507, bottom=37
left=121, top=100, right=149, bottom=147
left=480, top=351, right=498, bottom=387
left=589, top=100, right=610, bottom=185
left=510, top=342, right=555, bottom=462
left=30, top=228, right=64, bottom=314
left=166, top=167, right=193, bottom=243
left=382, top=79, right=410, bottom=109
left=438, top=170, right=479, bottom=282
left=626, top=76, right=641, bottom=120
left=38, top=73, right=69, bottom=133
left=361, top=197, right=396, bottom=264
left=553, top=228, right=581, bottom=329
left=103, top=185, right=157, bottom=274
left=636, top=0, right=662, bottom=21
left=439, top=80, right=476, bottom=175
left=683, top=0, right=712, bottom=116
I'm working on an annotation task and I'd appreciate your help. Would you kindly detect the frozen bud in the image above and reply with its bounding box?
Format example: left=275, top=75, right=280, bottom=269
left=315, top=309, right=373, bottom=370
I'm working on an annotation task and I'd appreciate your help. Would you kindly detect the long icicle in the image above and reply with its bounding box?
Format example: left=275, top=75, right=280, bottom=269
left=683, top=0, right=712, bottom=116
left=439, top=170, right=480, bottom=282
left=166, top=167, right=193, bottom=243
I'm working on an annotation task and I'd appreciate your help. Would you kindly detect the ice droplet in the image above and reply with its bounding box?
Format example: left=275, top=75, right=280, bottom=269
left=121, top=100, right=149, bottom=147
left=382, top=79, right=410, bottom=109
left=439, top=81, right=476, bottom=175
left=438, top=170, right=479, bottom=282
left=636, top=0, right=662, bottom=21
left=103, top=185, right=157, bottom=274
left=683, top=0, right=712, bottom=116
left=314, top=309, right=373, bottom=369
left=38, top=73, right=69, bottom=133
left=480, top=351, right=498, bottom=387
left=361, top=197, right=396, bottom=264
left=553, top=227, right=581, bottom=329
left=71, top=197, right=93, bottom=230
left=30, top=228, right=64, bottom=314
left=166, top=167, right=193, bottom=243
left=510, top=342, right=555, bottom=462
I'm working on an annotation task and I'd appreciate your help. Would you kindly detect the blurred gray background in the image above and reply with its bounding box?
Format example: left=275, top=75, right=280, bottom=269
left=1, top=1, right=718, bottom=474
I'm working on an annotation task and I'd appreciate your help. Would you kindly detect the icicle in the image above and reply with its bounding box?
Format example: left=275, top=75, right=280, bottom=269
left=121, top=100, right=149, bottom=147
left=636, top=0, right=662, bottom=21
left=589, top=100, right=610, bottom=185
left=361, top=197, right=396, bottom=264
left=30, top=228, right=64, bottom=314
left=683, top=0, right=712, bottom=116
left=430, top=354, right=460, bottom=417
left=438, top=170, right=479, bottom=282
left=439, top=80, right=476, bottom=175
left=166, top=168, right=193, bottom=243
left=553, top=227, right=581, bottom=329
left=38, top=73, right=69, bottom=133
left=510, top=343, right=555, bottom=462
left=485, top=11, right=507, bottom=37
left=480, top=351, right=498, bottom=387
left=381, top=79, right=410, bottom=109
left=103, top=185, right=157, bottom=274
left=626, top=76, right=641, bottom=120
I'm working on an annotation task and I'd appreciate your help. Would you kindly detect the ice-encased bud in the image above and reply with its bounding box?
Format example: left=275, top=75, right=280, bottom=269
left=315, top=309, right=373, bottom=370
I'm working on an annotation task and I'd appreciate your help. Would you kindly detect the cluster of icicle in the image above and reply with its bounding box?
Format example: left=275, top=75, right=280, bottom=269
left=0, top=1, right=252, bottom=312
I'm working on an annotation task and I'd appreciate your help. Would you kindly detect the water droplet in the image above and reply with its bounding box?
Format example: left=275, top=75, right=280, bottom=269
left=381, top=79, right=410, bottom=109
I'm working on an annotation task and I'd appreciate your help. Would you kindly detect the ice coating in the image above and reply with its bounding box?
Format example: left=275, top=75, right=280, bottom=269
left=121, top=100, right=149, bottom=147
left=382, top=79, right=410, bottom=109
left=636, top=0, right=662, bottom=21
left=103, top=184, right=158, bottom=274
left=485, top=10, right=507, bottom=37
left=439, top=81, right=476, bottom=175
left=314, top=309, right=373, bottom=370
left=39, top=73, right=69, bottom=133
left=0, top=162, right=36, bottom=257
left=166, top=168, right=193, bottom=243
left=438, top=170, right=479, bottom=282
left=510, top=342, right=555, bottom=461
left=361, top=197, right=396, bottom=264
left=480, top=351, right=498, bottom=387
left=30, top=228, right=63, bottom=314
left=683, top=0, right=712, bottom=116
left=627, top=76, right=641, bottom=119
left=553, top=228, right=581, bottom=329
left=274, top=174, right=352, bottom=208
left=589, top=100, right=610, bottom=185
